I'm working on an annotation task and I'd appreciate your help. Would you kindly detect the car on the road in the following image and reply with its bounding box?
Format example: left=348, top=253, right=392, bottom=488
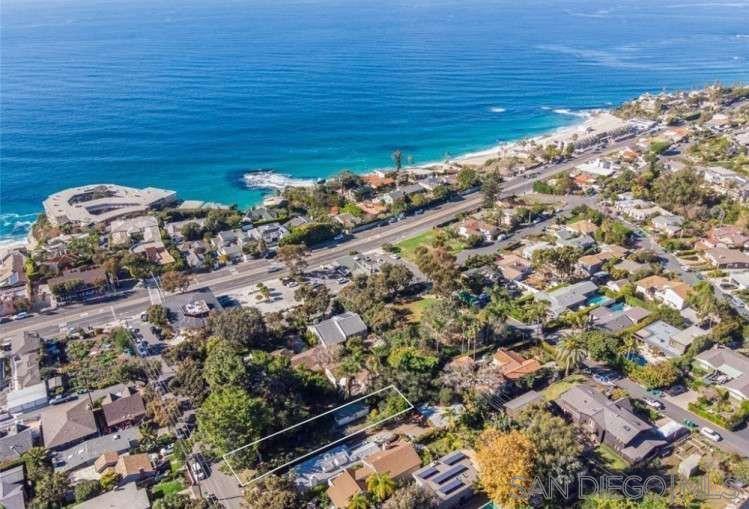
left=593, top=373, right=617, bottom=385
left=682, top=419, right=698, bottom=431
left=646, top=388, right=665, bottom=398
left=0, top=316, right=10, bottom=324
left=390, top=254, right=400, bottom=260
left=642, top=397, right=664, bottom=410
left=267, top=265, right=282, bottom=273
left=700, top=427, right=721, bottom=442
left=680, top=265, right=692, bottom=272
left=287, top=281, right=298, bottom=288
left=50, top=394, right=77, bottom=405
left=334, top=234, right=345, bottom=241
left=665, top=384, right=686, bottom=397
left=11, top=312, right=30, bottom=320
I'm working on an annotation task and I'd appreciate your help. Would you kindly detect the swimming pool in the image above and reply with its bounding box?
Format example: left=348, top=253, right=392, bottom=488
left=586, top=293, right=612, bottom=307
left=608, top=301, right=626, bottom=312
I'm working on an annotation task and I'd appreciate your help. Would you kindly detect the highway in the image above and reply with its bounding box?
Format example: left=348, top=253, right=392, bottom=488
left=0, top=135, right=641, bottom=338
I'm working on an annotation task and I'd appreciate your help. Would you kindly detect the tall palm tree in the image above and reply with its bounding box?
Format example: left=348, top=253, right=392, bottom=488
left=391, top=149, right=403, bottom=172
left=620, top=334, right=638, bottom=358
left=557, top=335, right=588, bottom=376
left=347, top=493, right=370, bottom=509
left=367, top=472, right=396, bottom=502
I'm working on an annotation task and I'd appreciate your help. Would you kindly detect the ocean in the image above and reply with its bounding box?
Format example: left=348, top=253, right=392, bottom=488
left=2, top=0, right=748, bottom=241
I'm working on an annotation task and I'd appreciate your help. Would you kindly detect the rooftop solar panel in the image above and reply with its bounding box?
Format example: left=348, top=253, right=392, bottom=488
left=432, top=464, right=468, bottom=484
left=416, top=466, right=439, bottom=480
left=442, top=451, right=467, bottom=465
left=439, top=478, right=464, bottom=496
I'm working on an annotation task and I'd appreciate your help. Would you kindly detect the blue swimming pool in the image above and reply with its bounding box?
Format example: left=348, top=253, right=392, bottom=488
left=626, top=352, right=647, bottom=366
left=586, top=293, right=612, bottom=307
left=608, top=301, right=626, bottom=312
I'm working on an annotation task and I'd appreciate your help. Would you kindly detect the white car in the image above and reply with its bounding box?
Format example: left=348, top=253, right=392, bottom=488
left=700, top=427, right=721, bottom=442
left=642, top=397, right=664, bottom=410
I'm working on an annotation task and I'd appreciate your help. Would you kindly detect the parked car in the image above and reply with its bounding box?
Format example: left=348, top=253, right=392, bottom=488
left=334, top=234, right=345, bottom=241
left=700, top=427, right=721, bottom=442
left=337, top=278, right=349, bottom=285
left=646, top=388, right=665, bottom=398
left=12, top=312, right=29, bottom=320
left=593, top=373, right=617, bottom=385
left=665, top=384, right=686, bottom=397
left=267, top=265, right=282, bottom=273
left=642, top=397, right=664, bottom=410
left=190, top=460, right=205, bottom=480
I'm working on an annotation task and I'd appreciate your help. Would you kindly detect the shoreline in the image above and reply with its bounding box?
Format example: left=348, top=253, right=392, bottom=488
left=0, top=107, right=615, bottom=249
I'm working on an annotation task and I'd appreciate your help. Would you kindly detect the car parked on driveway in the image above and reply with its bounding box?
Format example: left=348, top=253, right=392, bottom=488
left=643, top=397, right=664, bottom=410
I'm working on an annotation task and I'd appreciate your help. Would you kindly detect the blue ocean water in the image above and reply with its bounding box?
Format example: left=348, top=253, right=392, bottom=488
left=2, top=0, right=749, bottom=241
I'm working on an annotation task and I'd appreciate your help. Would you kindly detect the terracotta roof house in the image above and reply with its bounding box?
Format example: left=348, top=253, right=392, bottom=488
left=456, top=218, right=498, bottom=242
left=101, top=387, right=146, bottom=431
left=41, top=399, right=98, bottom=450
left=327, top=443, right=421, bottom=508
left=95, top=451, right=120, bottom=473
left=704, top=226, right=749, bottom=250
left=635, top=275, right=671, bottom=299
left=556, top=385, right=665, bottom=465
left=495, top=253, right=532, bottom=281
left=492, top=349, right=542, bottom=380
left=566, top=219, right=599, bottom=235
left=114, top=453, right=155, bottom=484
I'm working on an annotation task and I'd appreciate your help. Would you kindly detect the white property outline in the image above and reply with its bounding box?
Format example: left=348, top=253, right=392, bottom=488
left=222, top=384, right=414, bottom=486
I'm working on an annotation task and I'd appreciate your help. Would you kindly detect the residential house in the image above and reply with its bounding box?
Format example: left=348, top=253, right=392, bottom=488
left=283, top=215, right=309, bottom=230
left=539, top=280, right=599, bottom=316
left=0, top=424, right=34, bottom=463
left=362, top=173, right=395, bottom=190
left=521, top=241, right=552, bottom=260
left=503, top=390, right=544, bottom=417
left=418, top=176, right=446, bottom=192
left=41, top=398, right=98, bottom=450
left=492, top=349, right=542, bottom=380
left=636, top=321, right=704, bottom=358
left=577, top=246, right=627, bottom=275
left=0, top=465, right=26, bottom=509
left=412, top=450, right=479, bottom=509
left=101, top=386, right=146, bottom=431
left=164, top=218, right=206, bottom=242
left=334, top=213, right=363, bottom=231
left=566, top=219, right=599, bottom=236
left=635, top=275, right=693, bottom=309
left=179, top=240, right=209, bottom=270
left=578, top=158, right=620, bottom=177
left=3, top=332, right=48, bottom=413
left=554, top=229, right=596, bottom=250
left=556, top=385, right=665, bottom=465
left=651, top=214, right=684, bottom=237
left=327, top=443, right=421, bottom=508
left=703, top=226, right=749, bottom=250
left=456, top=218, right=498, bottom=242
left=0, top=250, right=28, bottom=316
left=705, top=248, right=749, bottom=269
left=109, top=215, right=161, bottom=247
left=47, top=267, right=109, bottom=304
left=495, top=253, right=532, bottom=281
left=212, top=229, right=248, bottom=262
left=57, top=427, right=141, bottom=473
left=613, top=259, right=649, bottom=275
left=702, top=167, right=749, bottom=202
left=247, top=222, right=289, bottom=245
left=694, top=347, right=749, bottom=400
left=308, top=312, right=368, bottom=349
left=614, top=195, right=669, bottom=221
left=76, top=482, right=150, bottom=509
left=114, top=453, right=155, bottom=484
left=590, top=304, right=650, bottom=334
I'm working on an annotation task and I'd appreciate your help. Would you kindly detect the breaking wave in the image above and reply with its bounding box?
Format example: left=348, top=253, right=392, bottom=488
left=552, top=108, right=593, bottom=118
left=489, top=106, right=506, bottom=113
left=241, top=170, right=316, bottom=191
left=0, top=212, right=37, bottom=240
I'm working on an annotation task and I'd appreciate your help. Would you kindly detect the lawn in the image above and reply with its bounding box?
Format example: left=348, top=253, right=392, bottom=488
left=151, top=479, right=184, bottom=498
left=398, top=296, right=437, bottom=322
left=541, top=375, right=587, bottom=401
left=594, top=443, right=628, bottom=471
left=396, top=229, right=464, bottom=260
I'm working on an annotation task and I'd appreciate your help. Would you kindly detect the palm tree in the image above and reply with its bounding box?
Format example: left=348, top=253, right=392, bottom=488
left=557, top=335, right=588, bottom=376
left=367, top=472, right=396, bottom=502
left=391, top=149, right=403, bottom=172
left=620, top=334, right=638, bottom=358
left=347, top=492, right=370, bottom=509
left=256, top=283, right=271, bottom=302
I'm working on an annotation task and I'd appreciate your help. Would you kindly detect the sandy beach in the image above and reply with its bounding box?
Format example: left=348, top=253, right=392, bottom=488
left=455, top=110, right=626, bottom=167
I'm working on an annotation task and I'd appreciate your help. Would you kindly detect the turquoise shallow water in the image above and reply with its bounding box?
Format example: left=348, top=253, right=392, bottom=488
left=2, top=0, right=749, bottom=240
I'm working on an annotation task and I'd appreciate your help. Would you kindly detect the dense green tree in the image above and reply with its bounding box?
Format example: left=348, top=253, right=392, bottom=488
left=481, top=170, right=502, bottom=207
left=204, top=340, right=247, bottom=388
left=21, top=447, right=50, bottom=483
left=207, top=307, right=267, bottom=350
left=32, top=471, right=70, bottom=508
left=197, top=387, right=272, bottom=460
left=557, top=335, right=588, bottom=376
left=243, top=474, right=301, bottom=509
left=381, top=484, right=437, bottom=509
left=74, top=479, right=101, bottom=502
left=367, top=472, right=396, bottom=502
